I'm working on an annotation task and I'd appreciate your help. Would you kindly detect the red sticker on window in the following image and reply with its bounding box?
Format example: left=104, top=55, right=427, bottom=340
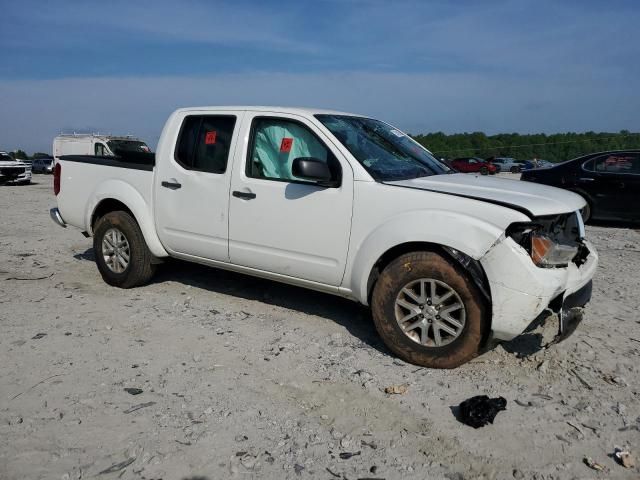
left=280, top=137, right=293, bottom=153
left=205, top=131, right=217, bottom=145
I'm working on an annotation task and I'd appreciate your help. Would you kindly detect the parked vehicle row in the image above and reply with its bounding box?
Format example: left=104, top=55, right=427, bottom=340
left=50, top=106, right=597, bottom=369
left=521, top=150, right=640, bottom=223
left=445, top=156, right=554, bottom=175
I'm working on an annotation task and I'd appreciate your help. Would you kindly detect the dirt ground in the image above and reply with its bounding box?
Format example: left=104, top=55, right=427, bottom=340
left=1, top=177, right=639, bottom=480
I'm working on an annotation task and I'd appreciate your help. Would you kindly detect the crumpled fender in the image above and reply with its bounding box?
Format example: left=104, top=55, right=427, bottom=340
left=346, top=209, right=524, bottom=305
left=84, top=179, right=168, bottom=258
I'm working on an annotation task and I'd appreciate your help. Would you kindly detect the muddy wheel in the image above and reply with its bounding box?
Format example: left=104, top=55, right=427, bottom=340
left=93, top=210, right=156, bottom=288
left=371, top=251, right=487, bottom=368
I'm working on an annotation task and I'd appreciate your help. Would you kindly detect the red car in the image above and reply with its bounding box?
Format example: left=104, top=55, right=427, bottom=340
left=451, top=157, right=497, bottom=175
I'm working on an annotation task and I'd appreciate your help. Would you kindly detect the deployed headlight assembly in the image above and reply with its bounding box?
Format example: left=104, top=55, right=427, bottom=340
left=507, top=212, right=582, bottom=268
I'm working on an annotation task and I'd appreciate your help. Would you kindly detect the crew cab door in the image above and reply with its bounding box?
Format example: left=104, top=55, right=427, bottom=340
left=228, top=112, right=353, bottom=285
left=154, top=111, right=242, bottom=260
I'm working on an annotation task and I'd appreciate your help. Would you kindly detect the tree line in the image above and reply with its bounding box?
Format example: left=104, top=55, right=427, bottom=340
left=412, top=130, right=640, bottom=162
left=4, top=150, right=50, bottom=160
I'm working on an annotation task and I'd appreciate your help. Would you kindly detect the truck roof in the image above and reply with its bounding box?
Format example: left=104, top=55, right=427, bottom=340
left=54, top=134, right=143, bottom=141
left=174, top=106, right=366, bottom=117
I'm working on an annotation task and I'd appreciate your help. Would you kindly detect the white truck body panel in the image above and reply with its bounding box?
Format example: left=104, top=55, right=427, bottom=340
left=51, top=106, right=598, bottom=343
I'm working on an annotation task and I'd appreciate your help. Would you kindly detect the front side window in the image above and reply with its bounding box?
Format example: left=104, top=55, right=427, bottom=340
left=593, top=154, right=639, bottom=174
left=175, top=115, right=236, bottom=174
left=247, top=118, right=340, bottom=183
left=316, top=114, right=450, bottom=181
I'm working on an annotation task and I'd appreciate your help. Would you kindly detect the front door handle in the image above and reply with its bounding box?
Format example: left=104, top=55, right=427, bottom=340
left=161, top=180, right=182, bottom=190
left=233, top=190, right=257, bottom=200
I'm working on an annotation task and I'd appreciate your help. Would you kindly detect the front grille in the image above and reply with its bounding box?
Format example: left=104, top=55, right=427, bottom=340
left=0, top=167, right=25, bottom=176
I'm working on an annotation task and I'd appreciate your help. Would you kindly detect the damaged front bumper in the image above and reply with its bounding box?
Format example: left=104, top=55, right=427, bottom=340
left=554, top=279, right=592, bottom=343
left=480, top=236, right=598, bottom=342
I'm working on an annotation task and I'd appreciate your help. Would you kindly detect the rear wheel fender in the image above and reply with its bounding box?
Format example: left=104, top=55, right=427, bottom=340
left=85, top=180, right=168, bottom=258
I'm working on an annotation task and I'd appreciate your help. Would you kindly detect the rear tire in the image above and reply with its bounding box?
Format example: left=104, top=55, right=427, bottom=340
left=371, top=251, right=487, bottom=369
left=93, top=210, right=156, bottom=288
left=480, top=166, right=488, bottom=175
left=510, top=166, right=519, bottom=173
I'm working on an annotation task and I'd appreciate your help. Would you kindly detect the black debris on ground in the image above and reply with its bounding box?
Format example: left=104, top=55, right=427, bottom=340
left=457, top=395, right=507, bottom=429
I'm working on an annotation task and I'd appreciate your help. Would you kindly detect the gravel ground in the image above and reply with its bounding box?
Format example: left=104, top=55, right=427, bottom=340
left=1, top=177, right=639, bottom=480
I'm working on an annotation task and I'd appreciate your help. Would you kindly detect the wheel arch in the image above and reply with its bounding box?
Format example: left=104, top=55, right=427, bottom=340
left=86, top=180, right=168, bottom=258
left=365, top=241, right=492, bottom=314
left=347, top=209, right=509, bottom=307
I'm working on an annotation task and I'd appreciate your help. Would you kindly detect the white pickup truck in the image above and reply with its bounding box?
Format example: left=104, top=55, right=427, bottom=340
left=50, top=106, right=598, bottom=368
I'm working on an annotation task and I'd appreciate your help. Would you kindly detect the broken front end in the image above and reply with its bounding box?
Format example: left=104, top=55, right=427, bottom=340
left=480, top=210, right=598, bottom=342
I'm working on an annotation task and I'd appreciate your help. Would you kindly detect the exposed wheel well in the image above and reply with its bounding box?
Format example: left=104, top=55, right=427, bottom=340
left=91, top=199, right=134, bottom=232
left=366, top=241, right=492, bottom=315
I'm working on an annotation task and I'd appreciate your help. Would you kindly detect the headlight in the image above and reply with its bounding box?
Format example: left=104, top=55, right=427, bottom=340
left=507, top=212, right=583, bottom=268
left=531, top=233, right=578, bottom=267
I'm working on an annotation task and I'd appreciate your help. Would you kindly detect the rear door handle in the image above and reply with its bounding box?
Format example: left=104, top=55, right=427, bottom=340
left=161, top=181, right=182, bottom=190
left=233, top=190, right=256, bottom=200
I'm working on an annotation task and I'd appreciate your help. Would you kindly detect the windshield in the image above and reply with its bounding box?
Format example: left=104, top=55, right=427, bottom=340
left=0, top=153, right=14, bottom=161
left=107, top=140, right=150, bottom=156
left=315, top=115, right=450, bottom=181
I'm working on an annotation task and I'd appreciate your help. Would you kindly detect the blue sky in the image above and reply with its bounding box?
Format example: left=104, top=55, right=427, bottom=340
left=1, top=0, right=639, bottom=152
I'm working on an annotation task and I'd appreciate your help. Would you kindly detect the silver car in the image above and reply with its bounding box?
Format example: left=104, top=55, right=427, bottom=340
left=32, top=158, right=54, bottom=174
left=489, top=157, right=522, bottom=173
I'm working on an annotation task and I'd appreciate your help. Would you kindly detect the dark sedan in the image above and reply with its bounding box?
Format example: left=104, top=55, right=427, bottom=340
left=521, top=150, right=640, bottom=222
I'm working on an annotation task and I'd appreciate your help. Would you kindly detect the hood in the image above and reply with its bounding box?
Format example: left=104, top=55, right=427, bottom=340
left=385, top=173, right=585, bottom=217
left=0, top=160, right=26, bottom=167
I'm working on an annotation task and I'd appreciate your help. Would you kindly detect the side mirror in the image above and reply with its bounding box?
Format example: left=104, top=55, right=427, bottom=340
left=291, top=157, right=336, bottom=186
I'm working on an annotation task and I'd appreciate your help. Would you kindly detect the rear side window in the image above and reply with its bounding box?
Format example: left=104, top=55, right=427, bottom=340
left=593, top=153, right=639, bottom=174
left=175, top=115, right=236, bottom=174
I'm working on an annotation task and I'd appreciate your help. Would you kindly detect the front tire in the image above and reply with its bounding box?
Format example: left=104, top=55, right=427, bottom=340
left=93, top=210, right=156, bottom=288
left=480, top=166, right=488, bottom=175
left=371, top=251, right=487, bottom=368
